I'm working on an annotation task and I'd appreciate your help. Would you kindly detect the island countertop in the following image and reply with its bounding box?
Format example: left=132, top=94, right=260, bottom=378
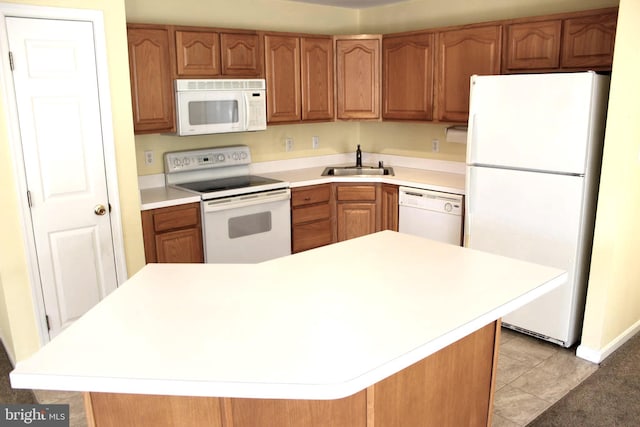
left=10, top=231, right=565, bottom=400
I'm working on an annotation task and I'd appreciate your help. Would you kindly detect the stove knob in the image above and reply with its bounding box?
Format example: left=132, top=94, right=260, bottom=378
left=173, top=158, right=181, bottom=167
left=217, top=154, right=225, bottom=162
left=183, top=157, right=190, bottom=166
left=232, top=152, right=239, bottom=160
left=240, top=152, right=248, bottom=159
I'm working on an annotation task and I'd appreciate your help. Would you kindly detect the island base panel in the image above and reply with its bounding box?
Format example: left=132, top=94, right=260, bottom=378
left=84, top=321, right=499, bottom=427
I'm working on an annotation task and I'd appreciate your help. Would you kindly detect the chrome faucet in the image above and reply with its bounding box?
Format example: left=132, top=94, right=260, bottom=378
left=356, top=144, right=362, bottom=167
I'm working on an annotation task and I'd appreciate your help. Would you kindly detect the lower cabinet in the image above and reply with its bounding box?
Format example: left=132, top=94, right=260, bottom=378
left=336, top=184, right=379, bottom=242
left=291, top=184, right=335, bottom=253
left=141, top=202, right=204, bottom=263
left=292, top=183, right=399, bottom=252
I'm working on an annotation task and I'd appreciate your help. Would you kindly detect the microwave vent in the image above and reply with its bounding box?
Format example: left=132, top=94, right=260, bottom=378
left=176, top=79, right=266, bottom=92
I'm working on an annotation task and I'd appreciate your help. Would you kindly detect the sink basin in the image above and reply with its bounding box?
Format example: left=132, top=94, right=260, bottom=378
left=321, top=166, right=394, bottom=176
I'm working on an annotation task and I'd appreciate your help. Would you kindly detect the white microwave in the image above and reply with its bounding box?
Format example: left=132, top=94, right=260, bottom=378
left=174, top=79, right=267, bottom=136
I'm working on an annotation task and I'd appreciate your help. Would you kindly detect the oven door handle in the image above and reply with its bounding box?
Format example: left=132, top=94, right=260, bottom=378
left=203, top=189, right=291, bottom=213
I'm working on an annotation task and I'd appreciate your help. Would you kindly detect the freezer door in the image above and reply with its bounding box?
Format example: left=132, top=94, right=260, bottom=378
left=467, top=72, right=606, bottom=175
left=465, top=166, right=590, bottom=346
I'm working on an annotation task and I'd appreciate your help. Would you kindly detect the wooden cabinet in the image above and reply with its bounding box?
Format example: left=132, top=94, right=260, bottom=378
left=264, top=34, right=333, bottom=123
left=335, top=184, right=380, bottom=242
left=336, top=35, right=381, bottom=120
left=380, top=184, right=398, bottom=231
left=301, top=37, right=334, bottom=121
left=174, top=28, right=262, bottom=78
left=141, top=203, right=204, bottom=263
left=503, top=20, right=562, bottom=71
left=561, top=11, right=617, bottom=69
left=264, top=34, right=301, bottom=123
left=127, top=24, right=175, bottom=134
left=291, top=184, right=334, bottom=253
left=503, top=8, right=617, bottom=73
left=382, top=32, right=435, bottom=121
left=436, top=25, right=502, bottom=123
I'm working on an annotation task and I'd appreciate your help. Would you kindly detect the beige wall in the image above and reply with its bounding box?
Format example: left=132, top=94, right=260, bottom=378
left=0, top=0, right=144, bottom=362
left=580, top=0, right=640, bottom=354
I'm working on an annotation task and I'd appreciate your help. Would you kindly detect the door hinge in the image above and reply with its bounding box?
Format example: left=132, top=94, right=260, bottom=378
left=8, top=51, right=14, bottom=71
left=45, top=315, right=50, bottom=331
left=26, top=190, right=33, bottom=207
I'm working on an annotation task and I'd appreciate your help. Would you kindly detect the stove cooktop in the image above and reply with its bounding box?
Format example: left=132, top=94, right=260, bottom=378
left=173, top=175, right=288, bottom=199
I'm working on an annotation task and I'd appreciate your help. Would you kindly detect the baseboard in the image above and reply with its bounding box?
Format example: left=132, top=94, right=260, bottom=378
left=576, top=319, right=640, bottom=363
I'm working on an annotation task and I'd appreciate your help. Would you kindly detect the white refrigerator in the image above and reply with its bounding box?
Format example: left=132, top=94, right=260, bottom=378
left=464, top=72, right=610, bottom=348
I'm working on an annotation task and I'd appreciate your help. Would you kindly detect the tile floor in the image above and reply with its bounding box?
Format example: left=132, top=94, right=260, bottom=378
left=31, top=327, right=598, bottom=427
left=492, top=327, right=598, bottom=426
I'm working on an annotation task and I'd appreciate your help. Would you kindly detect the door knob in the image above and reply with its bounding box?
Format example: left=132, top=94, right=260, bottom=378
left=94, top=204, right=107, bottom=216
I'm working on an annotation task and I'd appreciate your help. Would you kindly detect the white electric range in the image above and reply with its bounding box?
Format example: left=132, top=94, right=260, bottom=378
left=165, top=145, right=291, bottom=263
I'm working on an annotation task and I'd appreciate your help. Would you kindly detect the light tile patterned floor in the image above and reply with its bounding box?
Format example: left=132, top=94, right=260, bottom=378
left=492, top=328, right=598, bottom=426
left=32, top=327, right=598, bottom=427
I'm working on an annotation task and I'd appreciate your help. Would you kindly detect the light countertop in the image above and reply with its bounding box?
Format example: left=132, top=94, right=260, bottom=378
left=11, top=231, right=565, bottom=400
left=139, top=153, right=466, bottom=210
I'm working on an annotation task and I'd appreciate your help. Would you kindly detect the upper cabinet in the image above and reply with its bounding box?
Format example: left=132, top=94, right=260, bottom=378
left=301, top=37, right=334, bottom=121
left=436, top=25, right=502, bottom=123
left=264, top=34, right=301, bottom=123
left=503, top=20, right=562, bottom=71
left=264, top=33, right=334, bottom=123
left=174, top=27, right=262, bottom=78
left=561, top=11, right=617, bottom=69
left=503, top=8, right=617, bottom=73
left=127, top=24, right=175, bottom=134
left=335, top=35, right=381, bottom=120
left=382, top=32, right=435, bottom=121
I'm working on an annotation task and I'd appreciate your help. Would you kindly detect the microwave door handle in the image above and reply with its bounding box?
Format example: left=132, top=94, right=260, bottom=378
left=243, top=93, right=250, bottom=130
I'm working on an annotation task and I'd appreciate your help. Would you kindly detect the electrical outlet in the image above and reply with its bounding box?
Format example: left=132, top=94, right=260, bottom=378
left=144, top=150, right=154, bottom=165
left=285, top=137, right=294, bottom=152
left=312, top=136, right=319, bottom=149
left=431, top=139, right=440, bottom=153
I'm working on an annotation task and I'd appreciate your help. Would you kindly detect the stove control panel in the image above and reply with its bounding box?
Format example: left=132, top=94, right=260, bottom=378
left=164, top=145, right=251, bottom=173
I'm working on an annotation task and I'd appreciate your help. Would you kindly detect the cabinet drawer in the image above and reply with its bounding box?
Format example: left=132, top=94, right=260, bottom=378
left=336, top=185, right=376, bottom=201
left=153, top=204, right=200, bottom=232
left=292, top=219, right=333, bottom=253
left=292, top=184, right=331, bottom=207
left=292, top=203, right=331, bottom=225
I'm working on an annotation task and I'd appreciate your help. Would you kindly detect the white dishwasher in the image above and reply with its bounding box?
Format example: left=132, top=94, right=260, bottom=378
left=398, top=186, right=463, bottom=246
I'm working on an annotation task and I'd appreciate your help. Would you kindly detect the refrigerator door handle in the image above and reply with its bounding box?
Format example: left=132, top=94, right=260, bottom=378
left=467, top=113, right=479, bottom=164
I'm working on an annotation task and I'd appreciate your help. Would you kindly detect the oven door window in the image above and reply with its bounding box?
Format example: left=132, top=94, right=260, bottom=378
left=188, top=99, right=239, bottom=125
left=228, top=211, right=271, bottom=238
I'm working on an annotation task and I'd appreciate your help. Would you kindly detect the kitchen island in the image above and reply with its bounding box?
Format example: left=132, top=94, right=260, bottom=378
left=11, top=231, right=565, bottom=427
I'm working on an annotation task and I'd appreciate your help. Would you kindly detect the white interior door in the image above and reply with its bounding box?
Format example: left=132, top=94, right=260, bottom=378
left=6, top=16, right=118, bottom=338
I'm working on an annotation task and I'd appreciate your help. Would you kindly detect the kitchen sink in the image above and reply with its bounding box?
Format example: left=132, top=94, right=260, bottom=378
left=322, top=166, right=394, bottom=176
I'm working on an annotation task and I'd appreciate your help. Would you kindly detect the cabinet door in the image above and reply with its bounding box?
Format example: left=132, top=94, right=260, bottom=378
left=155, top=228, right=204, bottom=263
left=337, top=203, right=377, bottom=242
left=503, top=20, right=561, bottom=72
left=141, top=203, right=204, bottom=263
left=301, top=37, right=334, bottom=121
left=382, top=32, right=434, bottom=120
left=436, top=25, right=501, bottom=123
left=380, top=184, right=398, bottom=231
left=336, top=37, right=381, bottom=120
left=175, top=29, right=221, bottom=76
left=561, top=12, right=617, bottom=69
left=220, top=32, right=262, bottom=77
left=127, top=25, right=175, bottom=134
left=264, top=34, right=301, bottom=123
